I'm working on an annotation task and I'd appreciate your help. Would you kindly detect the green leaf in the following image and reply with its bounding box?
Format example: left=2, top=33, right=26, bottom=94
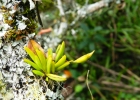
left=24, top=47, right=36, bottom=61
left=47, top=74, right=67, bottom=81
left=34, top=55, right=42, bottom=70
left=55, top=44, right=61, bottom=54
left=32, top=70, right=44, bottom=77
left=35, top=49, right=47, bottom=71
left=74, top=84, right=83, bottom=93
left=46, top=56, right=52, bottom=74
left=47, top=48, right=53, bottom=57
left=24, top=46, right=43, bottom=70
left=55, top=55, right=66, bottom=68
left=24, top=58, right=42, bottom=70
left=51, top=61, right=55, bottom=73
left=56, top=61, right=70, bottom=71
left=55, top=41, right=65, bottom=62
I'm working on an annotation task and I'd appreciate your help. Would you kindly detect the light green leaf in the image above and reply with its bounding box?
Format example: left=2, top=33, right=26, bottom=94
left=32, top=70, right=44, bottom=77
left=24, top=47, right=36, bottom=61
left=35, top=49, right=47, bottom=71
left=75, top=84, right=83, bottom=93
left=24, top=58, right=42, bottom=70
left=47, top=74, right=67, bottom=81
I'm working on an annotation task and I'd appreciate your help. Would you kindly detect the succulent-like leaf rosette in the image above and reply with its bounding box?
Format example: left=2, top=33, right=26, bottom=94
left=24, top=40, right=94, bottom=82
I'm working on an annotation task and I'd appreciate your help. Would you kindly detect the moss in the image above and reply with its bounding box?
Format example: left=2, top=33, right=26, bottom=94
left=1, top=1, right=37, bottom=41
left=0, top=80, right=6, bottom=95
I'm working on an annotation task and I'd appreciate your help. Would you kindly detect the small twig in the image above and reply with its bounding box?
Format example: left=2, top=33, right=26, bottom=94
left=90, top=85, right=106, bottom=100
left=66, top=92, right=75, bottom=100
left=101, top=87, right=138, bottom=94
left=66, top=72, right=94, bottom=100
left=38, top=27, right=52, bottom=35
left=71, top=0, right=114, bottom=26
left=77, top=0, right=111, bottom=18
left=35, top=1, right=43, bottom=27
left=56, top=0, right=65, bottom=16
left=119, top=64, right=140, bottom=82
left=101, top=81, right=140, bottom=93
left=87, top=61, right=133, bottom=82
left=86, top=70, right=94, bottom=100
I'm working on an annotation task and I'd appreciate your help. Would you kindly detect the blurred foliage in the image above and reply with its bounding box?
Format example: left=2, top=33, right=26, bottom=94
left=39, top=0, right=140, bottom=99
left=64, top=0, right=140, bottom=99
left=38, top=0, right=54, bottom=12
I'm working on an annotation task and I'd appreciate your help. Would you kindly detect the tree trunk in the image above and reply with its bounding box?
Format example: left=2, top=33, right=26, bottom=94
left=0, top=0, right=63, bottom=99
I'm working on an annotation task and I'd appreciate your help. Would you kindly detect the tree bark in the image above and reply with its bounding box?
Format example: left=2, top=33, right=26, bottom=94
left=0, top=0, right=63, bottom=99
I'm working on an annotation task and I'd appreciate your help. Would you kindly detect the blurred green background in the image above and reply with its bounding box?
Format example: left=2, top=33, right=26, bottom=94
left=39, top=0, right=140, bottom=99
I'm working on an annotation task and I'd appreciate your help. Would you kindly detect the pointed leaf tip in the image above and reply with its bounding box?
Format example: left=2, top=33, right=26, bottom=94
left=73, top=50, right=95, bottom=63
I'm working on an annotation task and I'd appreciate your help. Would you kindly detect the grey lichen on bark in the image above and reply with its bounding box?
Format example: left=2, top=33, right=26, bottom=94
left=0, top=0, right=63, bottom=100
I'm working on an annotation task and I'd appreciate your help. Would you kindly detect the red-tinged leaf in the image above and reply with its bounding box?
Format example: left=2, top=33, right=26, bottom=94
left=27, top=39, right=45, bottom=55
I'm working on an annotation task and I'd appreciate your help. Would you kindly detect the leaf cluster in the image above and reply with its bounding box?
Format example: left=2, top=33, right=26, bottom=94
left=24, top=40, right=94, bottom=82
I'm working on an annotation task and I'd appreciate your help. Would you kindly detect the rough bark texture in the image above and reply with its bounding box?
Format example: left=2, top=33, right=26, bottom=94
left=0, top=0, right=63, bottom=99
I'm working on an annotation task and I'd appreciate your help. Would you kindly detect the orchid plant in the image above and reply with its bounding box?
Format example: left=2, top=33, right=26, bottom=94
left=24, top=40, right=94, bottom=82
